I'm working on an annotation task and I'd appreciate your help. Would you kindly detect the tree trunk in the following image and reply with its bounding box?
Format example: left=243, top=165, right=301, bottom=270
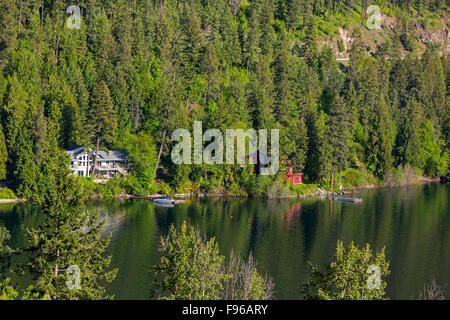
left=330, top=172, right=334, bottom=192
left=41, top=0, right=44, bottom=28
left=153, top=126, right=167, bottom=180
left=18, top=0, right=22, bottom=35
left=53, top=247, right=60, bottom=300
left=92, top=135, right=100, bottom=178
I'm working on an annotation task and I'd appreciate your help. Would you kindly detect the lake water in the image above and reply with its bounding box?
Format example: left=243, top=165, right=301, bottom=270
left=1, top=183, right=449, bottom=300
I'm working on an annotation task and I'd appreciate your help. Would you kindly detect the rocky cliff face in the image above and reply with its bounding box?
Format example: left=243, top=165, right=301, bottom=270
left=325, top=14, right=449, bottom=60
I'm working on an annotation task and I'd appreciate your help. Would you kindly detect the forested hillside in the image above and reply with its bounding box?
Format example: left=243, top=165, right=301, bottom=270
left=0, top=0, right=448, bottom=198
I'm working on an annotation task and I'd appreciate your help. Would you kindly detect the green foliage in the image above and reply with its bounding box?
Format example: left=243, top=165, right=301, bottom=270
left=0, top=226, right=13, bottom=256
left=301, top=240, right=390, bottom=300
left=0, top=0, right=448, bottom=200
left=153, top=221, right=274, bottom=300
left=153, top=221, right=227, bottom=300
left=221, top=251, right=274, bottom=300
left=0, top=187, right=16, bottom=199
left=384, top=164, right=422, bottom=187
left=122, top=132, right=158, bottom=195
left=88, top=80, right=118, bottom=176
left=338, top=38, right=345, bottom=53
left=290, top=183, right=319, bottom=196
left=339, top=168, right=370, bottom=187
left=0, top=278, right=18, bottom=300
left=0, top=122, right=7, bottom=179
left=420, top=120, right=448, bottom=177
left=400, top=33, right=416, bottom=52
left=18, top=157, right=117, bottom=300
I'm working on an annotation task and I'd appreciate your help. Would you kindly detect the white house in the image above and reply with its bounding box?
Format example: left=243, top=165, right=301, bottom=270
left=66, top=145, right=129, bottom=178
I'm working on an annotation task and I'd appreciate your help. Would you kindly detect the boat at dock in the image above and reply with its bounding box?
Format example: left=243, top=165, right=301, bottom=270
left=153, top=198, right=175, bottom=206
left=328, top=197, right=363, bottom=203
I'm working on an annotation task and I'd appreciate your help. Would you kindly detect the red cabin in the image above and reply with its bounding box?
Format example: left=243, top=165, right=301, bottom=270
left=285, top=162, right=304, bottom=185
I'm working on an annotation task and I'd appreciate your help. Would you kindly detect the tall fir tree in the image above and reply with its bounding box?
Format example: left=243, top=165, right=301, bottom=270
left=87, top=80, right=117, bottom=177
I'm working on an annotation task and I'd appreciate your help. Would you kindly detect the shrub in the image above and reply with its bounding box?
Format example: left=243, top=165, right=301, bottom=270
left=221, top=251, right=274, bottom=300
left=340, top=168, right=367, bottom=187
left=301, top=240, right=390, bottom=300
left=153, top=222, right=227, bottom=300
left=267, top=176, right=290, bottom=198
left=153, top=222, right=275, bottom=300
left=291, top=184, right=319, bottom=195
left=400, top=33, right=416, bottom=51
left=385, top=165, right=421, bottom=187
left=246, top=175, right=273, bottom=198
left=0, top=187, right=17, bottom=199
left=415, top=280, right=446, bottom=300
left=0, top=278, right=18, bottom=300
left=338, top=38, right=345, bottom=52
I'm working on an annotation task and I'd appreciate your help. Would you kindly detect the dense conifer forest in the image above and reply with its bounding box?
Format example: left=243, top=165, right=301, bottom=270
left=0, top=0, right=448, bottom=199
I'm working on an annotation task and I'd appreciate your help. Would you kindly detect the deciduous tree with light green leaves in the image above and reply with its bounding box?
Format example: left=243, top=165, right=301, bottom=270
left=153, top=221, right=227, bottom=300
left=301, top=240, right=390, bottom=300
left=153, top=221, right=274, bottom=300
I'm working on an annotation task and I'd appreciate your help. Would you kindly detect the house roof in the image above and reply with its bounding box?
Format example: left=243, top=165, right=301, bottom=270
left=66, top=145, right=128, bottom=161
left=66, top=145, right=87, bottom=159
left=95, top=150, right=128, bottom=161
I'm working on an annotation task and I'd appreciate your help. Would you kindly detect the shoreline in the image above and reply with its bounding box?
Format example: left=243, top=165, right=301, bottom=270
left=1, top=179, right=443, bottom=203
left=0, top=199, right=27, bottom=203
left=108, top=179, right=443, bottom=201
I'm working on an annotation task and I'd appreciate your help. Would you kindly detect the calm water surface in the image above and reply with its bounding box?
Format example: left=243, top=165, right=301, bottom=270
left=1, top=184, right=449, bottom=299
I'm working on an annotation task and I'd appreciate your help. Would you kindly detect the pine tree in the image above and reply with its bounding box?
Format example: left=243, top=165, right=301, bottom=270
left=306, top=111, right=331, bottom=182
left=327, top=95, right=351, bottom=189
left=299, top=10, right=319, bottom=69
left=3, top=75, right=38, bottom=197
left=401, top=97, right=424, bottom=169
left=367, top=96, right=393, bottom=177
left=247, top=56, right=275, bottom=130
left=258, top=0, right=275, bottom=58
left=0, top=0, right=17, bottom=58
left=0, top=122, right=7, bottom=179
left=273, top=30, right=295, bottom=124
left=286, top=0, right=303, bottom=31
left=245, top=1, right=262, bottom=73
left=19, top=147, right=117, bottom=299
left=87, top=80, right=117, bottom=177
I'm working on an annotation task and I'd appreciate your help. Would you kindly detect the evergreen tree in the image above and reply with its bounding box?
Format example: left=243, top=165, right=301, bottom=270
left=18, top=151, right=117, bottom=299
left=299, top=10, right=319, bottom=69
left=401, top=97, right=424, bottom=169
left=327, top=95, right=351, bottom=188
left=0, top=122, right=7, bottom=179
left=286, top=0, right=303, bottom=31
left=0, top=0, right=17, bottom=58
left=273, top=30, right=295, bottom=124
left=87, top=80, right=117, bottom=177
left=367, top=96, right=393, bottom=177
